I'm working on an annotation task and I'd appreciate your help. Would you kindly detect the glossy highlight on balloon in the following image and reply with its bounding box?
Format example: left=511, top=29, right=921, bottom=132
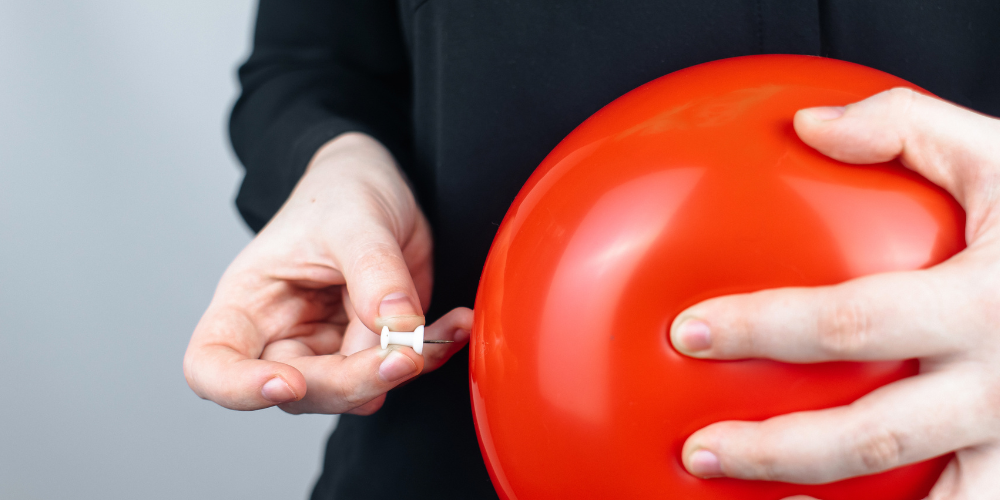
left=470, top=55, right=963, bottom=499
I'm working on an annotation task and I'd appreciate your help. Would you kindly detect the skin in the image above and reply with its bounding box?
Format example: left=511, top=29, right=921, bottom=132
left=183, top=132, right=472, bottom=416
left=673, top=88, right=1000, bottom=499
left=186, top=88, right=999, bottom=497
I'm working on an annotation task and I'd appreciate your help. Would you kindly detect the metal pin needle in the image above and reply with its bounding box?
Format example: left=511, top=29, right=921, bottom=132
left=423, top=339, right=455, bottom=344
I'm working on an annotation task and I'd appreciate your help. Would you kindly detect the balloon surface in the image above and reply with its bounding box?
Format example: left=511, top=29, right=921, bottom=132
left=470, top=55, right=963, bottom=499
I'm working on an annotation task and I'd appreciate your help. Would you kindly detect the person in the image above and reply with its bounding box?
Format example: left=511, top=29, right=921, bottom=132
left=183, top=1, right=1000, bottom=498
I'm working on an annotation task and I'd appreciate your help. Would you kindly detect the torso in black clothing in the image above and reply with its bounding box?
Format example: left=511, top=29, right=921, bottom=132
left=228, top=1, right=1000, bottom=498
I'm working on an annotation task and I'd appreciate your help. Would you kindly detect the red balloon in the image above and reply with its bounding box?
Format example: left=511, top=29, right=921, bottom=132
left=470, top=55, right=963, bottom=499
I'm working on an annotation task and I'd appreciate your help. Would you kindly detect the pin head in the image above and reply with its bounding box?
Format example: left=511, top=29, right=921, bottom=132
left=380, top=325, right=428, bottom=355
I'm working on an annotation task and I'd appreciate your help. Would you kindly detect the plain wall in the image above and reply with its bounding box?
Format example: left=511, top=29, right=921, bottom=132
left=0, top=1, right=336, bottom=498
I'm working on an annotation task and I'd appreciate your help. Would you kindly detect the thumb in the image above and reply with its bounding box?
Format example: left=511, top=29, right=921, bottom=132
left=336, top=222, right=427, bottom=334
left=793, top=87, right=1000, bottom=210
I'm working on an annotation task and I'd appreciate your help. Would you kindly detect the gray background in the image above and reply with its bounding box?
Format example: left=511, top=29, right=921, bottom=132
left=0, top=1, right=337, bottom=498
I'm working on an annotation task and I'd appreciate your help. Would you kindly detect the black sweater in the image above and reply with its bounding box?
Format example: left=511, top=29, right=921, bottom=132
left=229, top=2, right=1000, bottom=498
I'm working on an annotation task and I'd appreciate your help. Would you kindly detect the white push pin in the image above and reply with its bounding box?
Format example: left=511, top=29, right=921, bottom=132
left=381, top=325, right=424, bottom=355
left=380, top=326, right=454, bottom=355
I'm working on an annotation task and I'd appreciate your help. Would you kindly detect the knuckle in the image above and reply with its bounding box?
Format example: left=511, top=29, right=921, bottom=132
left=349, top=239, right=405, bottom=279
left=884, top=86, right=918, bottom=101
left=741, top=317, right=766, bottom=357
left=981, top=273, right=1000, bottom=329
left=743, top=447, right=782, bottom=482
left=339, top=384, right=371, bottom=408
left=730, top=423, right=782, bottom=481
left=181, top=352, right=215, bottom=402
left=817, top=299, right=872, bottom=357
left=708, top=299, right=761, bottom=357
left=182, top=353, right=198, bottom=392
left=850, top=425, right=904, bottom=473
left=980, top=382, right=1000, bottom=429
left=331, top=371, right=373, bottom=409
left=883, top=87, right=920, bottom=114
left=349, top=397, right=385, bottom=416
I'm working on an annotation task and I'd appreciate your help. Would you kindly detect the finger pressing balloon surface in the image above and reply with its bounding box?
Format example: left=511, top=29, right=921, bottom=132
left=470, top=55, right=962, bottom=500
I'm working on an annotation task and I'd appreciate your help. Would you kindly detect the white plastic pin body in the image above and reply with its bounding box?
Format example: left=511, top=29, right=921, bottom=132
left=380, top=325, right=425, bottom=355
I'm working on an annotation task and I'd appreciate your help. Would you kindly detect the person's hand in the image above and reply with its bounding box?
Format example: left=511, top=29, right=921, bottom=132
left=184, top=132, right=471, bottom=415
left=671, top=89, right=1000, bottom=497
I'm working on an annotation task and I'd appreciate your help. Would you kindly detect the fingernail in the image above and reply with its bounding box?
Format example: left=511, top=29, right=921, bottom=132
left=675, top=319, right=712, bottom=352
left=379, top=350, right=418, bottom=383
left=379, top=292, right=417, bottom=317
left=261, top=377, right=296, bottom=403
left=804, top=106, right=845, bottom=121
left=689, top=449, right=724, bottom=478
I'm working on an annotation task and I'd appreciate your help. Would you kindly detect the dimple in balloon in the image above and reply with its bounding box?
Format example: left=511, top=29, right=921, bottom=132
left=470, top=55, right=962, bottom=500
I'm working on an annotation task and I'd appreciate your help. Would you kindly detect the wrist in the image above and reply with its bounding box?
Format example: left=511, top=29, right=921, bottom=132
left=305, top=132, right=408, bottom=192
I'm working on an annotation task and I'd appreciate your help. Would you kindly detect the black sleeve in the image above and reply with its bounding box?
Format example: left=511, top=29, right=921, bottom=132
left=229, top=0, right=411, bottom=232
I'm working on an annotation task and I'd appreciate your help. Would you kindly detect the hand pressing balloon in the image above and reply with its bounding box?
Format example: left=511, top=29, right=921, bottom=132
left=674, top=88, right=1000, bottom=498
left=183, top=132, right=471, bottom=416
left=470, top=56, right=961, bottom=500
